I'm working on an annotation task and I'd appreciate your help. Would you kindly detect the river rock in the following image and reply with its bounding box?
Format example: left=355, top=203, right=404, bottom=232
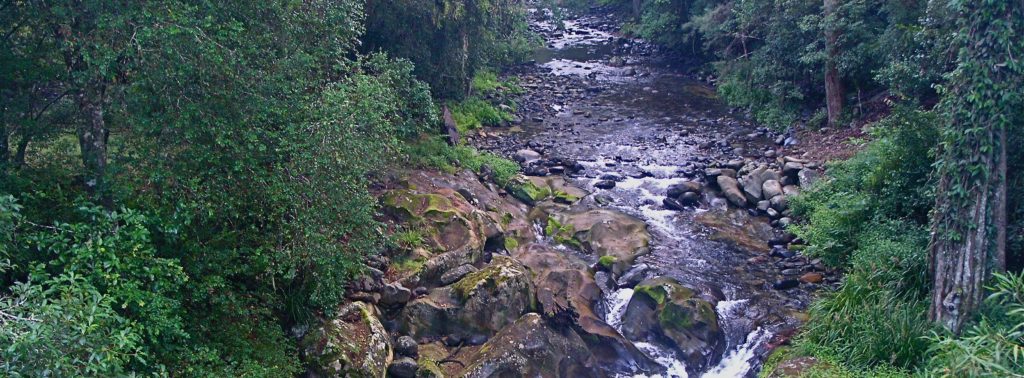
left=739, top=167, right=778, bottom=203
left=301, top=301, right=392, bottom=377
left=381, top=283, right=412, bottom=307
left=762, top=180, right=783, bottom=199
left=458, top=313, right=597, bottom=377
left=799, top=272, right=824, bottom=284
left=547, top=209, right=652, bottom=275
left=782, top=162, right=803, bottom=176
left=387, top=357, right=418, bottom=378
left=439, top=264, right=478, bottom=286
left=782, top=185, right=801, bottom=197
left=770, top=195, right=789, bottom=211
left=664, top=197, right=686, bottom=211
left=394, top=336, right=418, bottom=358
left=621, top=277, right=725, bottom=373
left=798, top=169, right=821, bottom=189
left=679, top=191, right=701, bottom=206
left=398, top=256, right=534, bottom=340
left=716, top=175, right=747, bottom=207
left=594, top=180, right=616, bottom=189
left=514, top=244, right=661, bottom=373
left=514, top=149, right=542, bottom=163
left=667, top=181, right=702, bottom=198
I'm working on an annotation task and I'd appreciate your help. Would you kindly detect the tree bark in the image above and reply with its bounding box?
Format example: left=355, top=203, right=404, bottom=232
left=823, top=0, right=843, bottom=128
left=77, top=84, right=111, bottom=208
left=927, top=0, right=1019, bottom=334
left=0, top=122, right=8, bottom=170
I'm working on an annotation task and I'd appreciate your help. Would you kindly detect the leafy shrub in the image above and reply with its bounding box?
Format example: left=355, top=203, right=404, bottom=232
left=0, top=274, right=146, bottom=377
left=790, top=107, right=937, bottom=266
left=927, top=272, right=1024, bottom=377
left=450, top=98, right=514, bottom=132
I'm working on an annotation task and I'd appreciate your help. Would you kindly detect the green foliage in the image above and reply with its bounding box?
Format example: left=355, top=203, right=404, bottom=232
left=790, top=107, right=937, bottom=266
left=404, top=139, right=520, bottom=187
left=1, top=273, right=146, bottom=377
left=450, top=99, right=514, bottom=132
left=363, top=0, right=537, bottom=99
left=927, top=272, right=1024, bottom=377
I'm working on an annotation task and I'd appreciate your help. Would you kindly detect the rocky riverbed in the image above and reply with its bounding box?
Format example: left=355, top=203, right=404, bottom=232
left=298, top=5, right=840, bottom=378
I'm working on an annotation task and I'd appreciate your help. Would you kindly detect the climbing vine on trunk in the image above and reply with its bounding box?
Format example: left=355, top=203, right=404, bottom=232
left=928, top=0, right=1023, bottom=334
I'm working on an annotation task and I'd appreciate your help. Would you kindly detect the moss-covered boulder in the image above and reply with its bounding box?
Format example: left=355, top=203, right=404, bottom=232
left=621, top=277, right=724, bottom=373
left=549, top=208, right=651, bottom=275
left=450, top=255, right=535, bottom=336
left=398, top=256, right=534, bottom=340
left=458, top=313, right=597, bottom=377
left=301, top=301, right=392, bottom=377
left=514, top=244, right=663, bottom=374
left=383, top=189, right=491, bottom=254
left=506, top=175, right=552, bottom=205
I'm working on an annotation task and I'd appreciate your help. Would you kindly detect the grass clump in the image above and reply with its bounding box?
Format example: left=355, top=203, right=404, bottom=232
left=403, top=137, right=520, bottom=187
left=449, top=98, right=513, bottom=132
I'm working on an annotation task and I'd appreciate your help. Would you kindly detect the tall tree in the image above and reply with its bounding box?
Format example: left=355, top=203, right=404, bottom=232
left=822, top=0, right=843, bottom=127
left=928, top=0, right=1023, bottom=334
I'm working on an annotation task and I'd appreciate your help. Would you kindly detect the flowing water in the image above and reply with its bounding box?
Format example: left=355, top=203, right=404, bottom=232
left=471, top=7, right=812, bottom=377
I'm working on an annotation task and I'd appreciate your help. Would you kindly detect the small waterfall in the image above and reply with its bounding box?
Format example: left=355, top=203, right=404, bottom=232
left=702, top=328, right=772, bottom=378
left=604, top=288, right=772, bottom=377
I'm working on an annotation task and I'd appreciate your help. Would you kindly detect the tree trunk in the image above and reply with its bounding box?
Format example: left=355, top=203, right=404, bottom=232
left=13, top=132, right=29, bottom=167
left=77, top=84, right=111, bottom=208
left=0, top=122, right=8, bottom=170
left=928, top=0, right=1019, bottom=334
left=823, top=0, right=843, bottom=128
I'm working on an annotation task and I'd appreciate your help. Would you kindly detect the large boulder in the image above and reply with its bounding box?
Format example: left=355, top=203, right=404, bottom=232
left=451, top=255, right=536, bottom=335
left=738, top=167, right=780, bottom=203
left=400, top=256, right=535, bottom=340
left=302, top=302, right=392, bottom=377
left=382, top=189, right=492, bottom=254
left=514, top=244, right=662, bottom=373
left=716, top=175, right=747, bottom=207
left=762, top=180, right=783, bottom=200
left=620, top=277, right=725, bottom=373
left=547, top=209, right=651, bottom=275
left=458, top=313, right=597, bottom=377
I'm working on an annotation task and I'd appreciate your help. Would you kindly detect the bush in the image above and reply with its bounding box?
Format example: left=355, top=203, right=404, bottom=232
left=927, top=272, right=1024, bottom=377
left=790, top=106, right=937, bottom=266
left=449, top=98, right=514, bottom=132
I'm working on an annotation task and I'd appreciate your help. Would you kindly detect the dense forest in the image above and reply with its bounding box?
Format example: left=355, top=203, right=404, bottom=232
left=1, top=0, right=1022, bottom=377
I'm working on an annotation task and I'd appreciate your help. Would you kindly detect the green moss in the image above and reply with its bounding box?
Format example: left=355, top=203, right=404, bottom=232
left=659, top=301, right=695, bottom=330
left=544, top=217, right=581, bottom=249
left=451, top=256, right=518, bottom=301
left=598, top=255, right=618, bottom=270
left=507, top=177, right=551, bottom=205
left=553, top=189, right=579, bottom=204
left=416, top=358, right=445, bottom=378
left=503, top=237, right=519, bottom=251
left=391, top=256, right=426, bottom=277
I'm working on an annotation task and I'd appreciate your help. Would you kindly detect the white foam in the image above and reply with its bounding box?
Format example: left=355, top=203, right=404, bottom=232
left=702, top=328, right=772, bottom=378
left=606, top=288, right=634, bottom=332
left=633, top=342, right=690, bottom=378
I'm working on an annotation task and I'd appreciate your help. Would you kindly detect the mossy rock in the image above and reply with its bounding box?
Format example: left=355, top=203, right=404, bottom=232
left=548, top=208, right=651, bottom=275
left=301, top=302, right=392, bottom=377
left=458, top=313, right=596, bottom=377
left=513, top=244, right=663, bottom=374
left=416, top=358, right=445, bottom=378
left=597, top=255, right=618, bottom=270
left=382, top=189, right=488, bottom=254
left=400, top=256, right=534, bottom=340
left=621, top=277, right=724, bottom=373
left=506, top=175, right=551, bottom=205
